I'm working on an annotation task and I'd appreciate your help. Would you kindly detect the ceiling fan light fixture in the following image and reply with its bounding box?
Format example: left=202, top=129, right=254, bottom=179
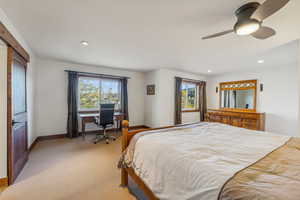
left=258, top=59, right=265, bottom=64
left=80, top=41, right=89, bottom=46
left=234, top=19, right=261, bottom=36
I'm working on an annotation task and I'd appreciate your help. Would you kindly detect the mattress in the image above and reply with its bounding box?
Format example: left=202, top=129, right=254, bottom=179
left=119, top=122, right=297, bottom=200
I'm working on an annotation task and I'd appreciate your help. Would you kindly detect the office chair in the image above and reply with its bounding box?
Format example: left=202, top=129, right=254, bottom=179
left=94, top=104, right=116, bottom=144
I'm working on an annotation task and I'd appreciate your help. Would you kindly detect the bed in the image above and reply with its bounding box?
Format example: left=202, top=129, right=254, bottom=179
left=119, top=120, right=300, bottom=200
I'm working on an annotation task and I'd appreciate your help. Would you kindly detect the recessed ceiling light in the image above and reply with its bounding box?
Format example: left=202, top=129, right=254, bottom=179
left=257, top=60, right=264, bottom=64
left=80, top=41, right=89, bottom=46
left=207, top=70, right=212, bottom=73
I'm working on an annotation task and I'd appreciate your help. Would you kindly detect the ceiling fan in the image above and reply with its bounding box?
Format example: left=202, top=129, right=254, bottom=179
left=202, top=0, right=290, bottom=40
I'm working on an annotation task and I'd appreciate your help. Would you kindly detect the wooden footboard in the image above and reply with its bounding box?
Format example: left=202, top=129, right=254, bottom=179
left=121, top=120, right=149, bottom=153
left=120, top=120, right=198, bottom=200
left=121, top=120, right=159, bottom=199
left=121, top=120, right=172, bottom=185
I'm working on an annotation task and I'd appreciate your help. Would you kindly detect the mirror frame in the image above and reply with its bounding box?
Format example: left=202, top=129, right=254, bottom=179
left=219, top=79, right=257, bottom=112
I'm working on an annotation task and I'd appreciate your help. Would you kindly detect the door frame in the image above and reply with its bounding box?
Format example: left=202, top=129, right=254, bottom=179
left=7, top=47, right=13, bottom=185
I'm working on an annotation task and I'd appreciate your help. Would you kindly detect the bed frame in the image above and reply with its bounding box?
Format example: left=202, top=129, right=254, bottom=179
left=120, top=120, right=198, bottom=200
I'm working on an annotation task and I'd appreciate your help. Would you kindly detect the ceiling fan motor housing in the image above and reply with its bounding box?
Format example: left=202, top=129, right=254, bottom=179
left=235, top=2, right=260, bottom=21
left=234, top=2, right=262, bottom=35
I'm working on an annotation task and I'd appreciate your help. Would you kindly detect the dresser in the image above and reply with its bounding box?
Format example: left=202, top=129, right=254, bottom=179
left=205, top=109, right=265, bottom=131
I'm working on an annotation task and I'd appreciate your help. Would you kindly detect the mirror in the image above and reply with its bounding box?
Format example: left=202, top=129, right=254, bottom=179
left=221, top=89, right=255, bottom=109
left=220, top=80, right=257, bottom=112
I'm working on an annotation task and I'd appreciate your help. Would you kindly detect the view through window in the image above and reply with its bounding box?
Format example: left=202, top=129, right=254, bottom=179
left=78, top=77, right=121, bottom=111
left=181, top=81, right=199, bottom=111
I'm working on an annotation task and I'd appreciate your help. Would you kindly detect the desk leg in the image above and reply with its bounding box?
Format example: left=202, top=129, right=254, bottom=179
left=120, top=117, right=124, bottom=130
left=117, top=119, right=122, bottom=130
left=82, top=119, right=86, bottom=140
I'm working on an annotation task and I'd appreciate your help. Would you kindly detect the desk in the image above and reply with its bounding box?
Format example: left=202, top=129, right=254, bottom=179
left=79, top=112, right=124, bottom=138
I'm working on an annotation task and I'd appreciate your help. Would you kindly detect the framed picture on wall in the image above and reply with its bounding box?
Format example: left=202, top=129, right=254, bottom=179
left=147, top=85, right=155, bottom=95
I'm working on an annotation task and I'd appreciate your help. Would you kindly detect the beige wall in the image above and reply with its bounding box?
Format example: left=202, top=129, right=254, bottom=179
left=34, top=64, right=206, bottom=133
left=207, top=64, right=299, bottom=136
left=34, top=58, right=145, bottom=136
left=144, top=70, right=160, bottom=128
left=144, top=69, right=206, bottom=127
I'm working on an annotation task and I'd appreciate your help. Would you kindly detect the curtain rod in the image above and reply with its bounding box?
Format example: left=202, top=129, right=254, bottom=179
left=64, top=70, right=130, bottom=79
left=175, top=76, right=205, bottom=83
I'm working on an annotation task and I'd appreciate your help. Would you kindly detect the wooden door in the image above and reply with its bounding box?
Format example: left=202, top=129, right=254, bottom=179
left=7, top=47, right=28, bottom=184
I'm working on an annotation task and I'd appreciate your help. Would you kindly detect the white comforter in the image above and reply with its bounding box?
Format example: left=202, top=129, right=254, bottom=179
left=129, top=123, right=290, bottom=200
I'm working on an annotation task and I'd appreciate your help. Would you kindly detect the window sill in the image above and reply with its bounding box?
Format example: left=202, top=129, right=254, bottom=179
left=78, top=110, right=99, bottom=114
left=78, top=110, right=122, bottom=114
left=182, top=110, right=200, bottom=113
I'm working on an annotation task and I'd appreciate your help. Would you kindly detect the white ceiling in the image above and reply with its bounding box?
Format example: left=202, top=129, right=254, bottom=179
left=0, top=0, right=299, bottom=74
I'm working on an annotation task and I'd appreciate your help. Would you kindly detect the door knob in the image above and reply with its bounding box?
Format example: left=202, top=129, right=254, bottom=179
left=12, top=120, right=21, bottom=126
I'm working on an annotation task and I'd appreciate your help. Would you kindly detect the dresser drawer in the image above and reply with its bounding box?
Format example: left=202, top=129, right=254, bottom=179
left=242, top=119, right=258, bottom=130
left=231, top=117, right=242, bottom=127
left=206, top=110, right=265, bottom=131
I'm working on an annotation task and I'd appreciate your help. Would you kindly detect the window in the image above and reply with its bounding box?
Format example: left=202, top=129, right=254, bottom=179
left=181, top=81, right=199, bottom=111
left=78, top=77, right=122, bottom=111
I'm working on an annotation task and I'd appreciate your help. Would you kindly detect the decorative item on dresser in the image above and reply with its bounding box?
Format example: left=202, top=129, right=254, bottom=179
left=205, top=109, right=265, bottom=131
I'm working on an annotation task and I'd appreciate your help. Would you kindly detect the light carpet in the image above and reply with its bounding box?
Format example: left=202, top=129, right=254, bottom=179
left=0, top=134, right=145, bottom=200
left=0, top=187, right=5, bottom=194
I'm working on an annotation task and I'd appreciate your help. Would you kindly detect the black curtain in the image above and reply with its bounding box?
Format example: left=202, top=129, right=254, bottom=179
left=175, top=77, right=182, bottom=125
left=67, top=71, right=79, bottom=138
left=121, top=78, right=129, bottom=120
left=199, top=81, right=207, bottom=121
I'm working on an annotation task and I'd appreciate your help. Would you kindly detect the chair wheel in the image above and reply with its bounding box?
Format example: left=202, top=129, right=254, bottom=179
left=94, top=142, right=97, bottom=144
left=113, top=138, right=116, bottom=141
left=106, top=142, right=109, bottom=144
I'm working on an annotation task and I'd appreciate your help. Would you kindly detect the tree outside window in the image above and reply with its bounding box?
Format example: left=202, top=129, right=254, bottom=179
left=78, top=77, right=121, bottom=111
left=181, top=81, right=199, bottom=111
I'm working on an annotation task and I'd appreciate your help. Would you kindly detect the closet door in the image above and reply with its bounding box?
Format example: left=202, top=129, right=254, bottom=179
left=7, top=47, right=28, bottom=184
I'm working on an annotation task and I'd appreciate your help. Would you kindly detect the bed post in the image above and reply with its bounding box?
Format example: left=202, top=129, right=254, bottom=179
left=121, top=120, right=129, bottom=187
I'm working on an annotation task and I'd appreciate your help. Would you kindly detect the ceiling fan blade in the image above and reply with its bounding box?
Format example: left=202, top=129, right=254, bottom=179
left=202, top=30, right=234, bottom=40
left=251, top=26, right=276, bottom=39
left=251, top=0, right=290, bottom=21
